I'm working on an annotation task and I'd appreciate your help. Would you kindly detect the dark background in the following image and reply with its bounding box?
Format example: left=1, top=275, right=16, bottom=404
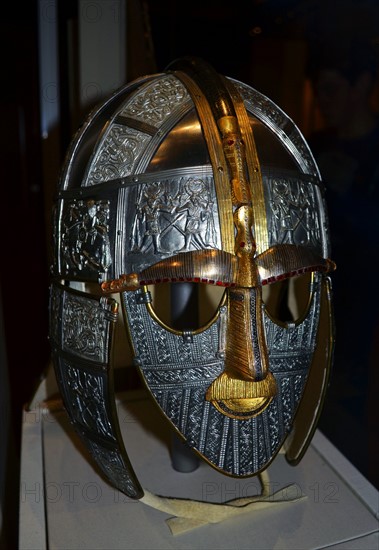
left=1, top=1, right=378, bottom=547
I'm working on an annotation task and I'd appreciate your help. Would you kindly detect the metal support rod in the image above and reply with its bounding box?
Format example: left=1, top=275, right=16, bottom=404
left=170, top=283, right=200, bottom=473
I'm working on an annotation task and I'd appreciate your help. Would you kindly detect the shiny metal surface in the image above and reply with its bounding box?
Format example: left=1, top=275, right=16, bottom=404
left=50, top=57, right=334, bottom=498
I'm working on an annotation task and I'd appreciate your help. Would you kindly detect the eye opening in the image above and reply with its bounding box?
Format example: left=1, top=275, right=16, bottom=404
left=145, top=282, right=226, bottom=334
left=262, top=272, right=314, bottom=326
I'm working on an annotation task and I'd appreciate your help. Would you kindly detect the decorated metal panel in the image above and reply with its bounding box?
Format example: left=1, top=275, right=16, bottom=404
left=49, top=283, right=143, bottom=498
left=122, top=272, right=321, bottom=476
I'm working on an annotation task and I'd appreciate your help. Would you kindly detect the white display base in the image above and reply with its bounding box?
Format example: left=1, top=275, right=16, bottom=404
left=19, top=390, right=379, bottom=550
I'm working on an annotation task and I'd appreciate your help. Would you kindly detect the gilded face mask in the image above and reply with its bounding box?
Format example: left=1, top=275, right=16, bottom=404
left=49, top=57, right=335, bottom=499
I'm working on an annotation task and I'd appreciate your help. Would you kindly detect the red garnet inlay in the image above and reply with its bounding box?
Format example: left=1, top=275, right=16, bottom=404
left=260, top=264, right=327, bottom=286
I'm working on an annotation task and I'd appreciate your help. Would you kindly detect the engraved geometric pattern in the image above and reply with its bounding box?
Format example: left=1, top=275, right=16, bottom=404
left=61, top=291, right=112, bottom=363
left=122, top=276, right=322, bottom=476
left=83, top=75, right=190, bottom=188
left=118, top=75, right=190, bottom=127
left=50, top=283, right=143, bottom=498
left=84, top=125, right=151, bottom=186
left=49, top=283, right=61, bottom=345
left=63, top=362, right=115, bottom=440
left=88, top=441, right=140, bottom=498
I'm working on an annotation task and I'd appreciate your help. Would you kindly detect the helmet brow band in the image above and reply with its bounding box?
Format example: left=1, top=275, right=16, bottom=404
left=101, top=245, right=335, bottom=293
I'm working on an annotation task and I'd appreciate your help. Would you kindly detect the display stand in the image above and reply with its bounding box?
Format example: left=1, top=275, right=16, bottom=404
left=19, top=387, right=378, bottom=550
left=169, top=282, right=200, bottom=473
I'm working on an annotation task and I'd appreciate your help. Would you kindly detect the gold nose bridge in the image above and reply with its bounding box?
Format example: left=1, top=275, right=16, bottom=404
left=205, top=283, right=277, bottom=420
left=205, top=115, right=277, bottom=419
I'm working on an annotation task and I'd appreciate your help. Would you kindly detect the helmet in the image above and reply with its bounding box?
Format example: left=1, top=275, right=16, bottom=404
left=49, top=57, right=335, bottom=499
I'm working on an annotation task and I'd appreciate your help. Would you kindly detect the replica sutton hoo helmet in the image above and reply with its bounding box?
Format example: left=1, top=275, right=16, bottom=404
left=49, top=57, right=335, bottom=500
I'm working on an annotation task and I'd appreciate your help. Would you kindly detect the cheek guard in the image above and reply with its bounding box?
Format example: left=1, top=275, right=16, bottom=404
left=49, top=57, right=335, bottom=500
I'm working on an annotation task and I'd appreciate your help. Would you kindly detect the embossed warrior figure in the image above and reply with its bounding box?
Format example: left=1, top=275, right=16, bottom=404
left=138, top=188, right=165, bottom=253
left=177, top=178, right=215, bottom=250
left=62, top=199, right=112, bottom=272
